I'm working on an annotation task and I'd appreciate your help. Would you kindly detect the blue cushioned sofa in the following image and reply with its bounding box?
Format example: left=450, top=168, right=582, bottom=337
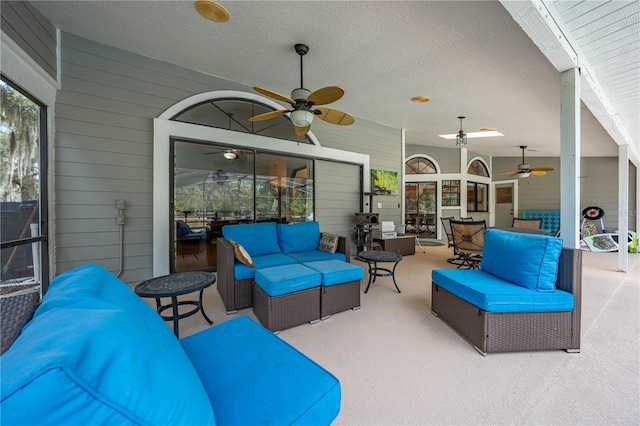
left=217, top=221, right=351, bottom=313
left=432, top=229, right=582, bottom=356
left=1, top=264, right=341, bottom=425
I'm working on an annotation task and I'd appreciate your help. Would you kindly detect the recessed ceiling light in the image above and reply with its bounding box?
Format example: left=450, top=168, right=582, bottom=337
left=439, top=130, right=504, bottom=139
left=411, top=96, right=431, bottom=103
left=195, top=0, right=229, bottom=22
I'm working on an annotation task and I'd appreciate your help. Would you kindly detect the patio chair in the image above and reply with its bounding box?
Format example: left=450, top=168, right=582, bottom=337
left=512, top=218, right=542, bottom=229
left=460, top=216, right=474, bottom=221
left=450, top=220, right=486, bottom=269
left=440, top=217, right=463, bottom=266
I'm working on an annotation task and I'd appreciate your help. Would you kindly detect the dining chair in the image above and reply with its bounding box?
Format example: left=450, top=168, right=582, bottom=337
left=440, top=216, right=463, bottom=265
left=450, top=220, right=487, bottom=269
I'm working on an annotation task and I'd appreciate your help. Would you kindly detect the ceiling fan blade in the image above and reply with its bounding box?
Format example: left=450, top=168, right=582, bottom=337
left=316, top=108, right=355, bottom=125
left=253, top=86, right=295, bottom=105
left=249, top=109, right=289, bottom=122
left=530, top=170, right=547, bottom=176
left=497, top=170, right=518, bottom=175
left=307, top=86, right=344, bottom=105
left=531, top=167, right=555, bottom=172
left=294, top=125, right=311, bottom=136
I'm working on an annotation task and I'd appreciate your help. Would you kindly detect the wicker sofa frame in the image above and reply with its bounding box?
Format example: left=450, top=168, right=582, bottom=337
left=217, top=235, right=351, bottom=313
left=431, top=247, right=582, bottom=356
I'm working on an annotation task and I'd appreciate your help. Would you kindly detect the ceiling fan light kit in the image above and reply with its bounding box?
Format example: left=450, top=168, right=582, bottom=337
left=223, top=149, right=238, bottom=160
left=290, top=110, right=314, bottom=127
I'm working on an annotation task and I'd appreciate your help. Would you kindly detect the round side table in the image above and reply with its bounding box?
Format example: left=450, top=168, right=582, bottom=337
left=357, top=250, right=402, bottom=293
left=134, top=271, right=215, bottom=337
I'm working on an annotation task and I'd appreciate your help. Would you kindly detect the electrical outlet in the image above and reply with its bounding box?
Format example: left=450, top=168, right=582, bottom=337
left=116, top=215, right=125, bottom=225
left=377, top=202, right=382, bottom=208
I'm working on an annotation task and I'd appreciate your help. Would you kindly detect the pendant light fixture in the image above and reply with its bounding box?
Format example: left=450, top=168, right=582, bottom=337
left=456, top=116, right=467, bottom=147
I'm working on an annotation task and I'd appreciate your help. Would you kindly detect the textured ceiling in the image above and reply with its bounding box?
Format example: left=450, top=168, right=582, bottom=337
left=31, top=0, right=638, bottom=159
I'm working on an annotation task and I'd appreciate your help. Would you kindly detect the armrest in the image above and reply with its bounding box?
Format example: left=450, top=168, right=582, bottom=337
left=216, top=237, right=236, bottom=312
left=337, top=235, right=351, bottom=263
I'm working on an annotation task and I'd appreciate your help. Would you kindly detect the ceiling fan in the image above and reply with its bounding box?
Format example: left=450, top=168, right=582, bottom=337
left=248, top=43, right=354, bottom=136
left=499, top=146, right=556, bottom=178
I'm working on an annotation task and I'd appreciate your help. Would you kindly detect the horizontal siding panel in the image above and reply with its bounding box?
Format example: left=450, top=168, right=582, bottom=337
left=56, top=147, right=152, bottom=171
left=1, top=1, right=56, bottom=78
left=61, top=76, right=179, bottom=110
left=57, top=90, right=165, bottom=121
left=55, top=120, right=152, bottom=142
left=56, top=218, right=152, bottom=234
left=55, top=190, right=152, bottom=206
left=56, top=104, right=153, bottom=132
left=56, top=160, right=151, bottom=181
left=56, top=133, right=152, bottom=157
left=57, top=230, right=151, bottom=248
left=62, top=61, right=193, bottom=101
left=55, top=176, right=152, bottom=193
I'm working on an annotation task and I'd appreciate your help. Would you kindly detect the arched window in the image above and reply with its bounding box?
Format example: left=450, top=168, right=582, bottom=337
left=467, top=159, right=490, bottom=212
left=467, top=159, right=489, bottom=177
left=171, top=98, right=313, bottom=144
left=405, top=156, right=437, bottom=174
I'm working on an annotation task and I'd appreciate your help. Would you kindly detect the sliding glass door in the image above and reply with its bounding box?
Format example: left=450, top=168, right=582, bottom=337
left=404, top=182, right=437, bottom=238
left=172, top=140, right=313, bottom=272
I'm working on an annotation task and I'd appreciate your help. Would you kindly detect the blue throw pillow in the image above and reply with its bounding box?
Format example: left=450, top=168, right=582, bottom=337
left=481, top=229, right=563, bottom=292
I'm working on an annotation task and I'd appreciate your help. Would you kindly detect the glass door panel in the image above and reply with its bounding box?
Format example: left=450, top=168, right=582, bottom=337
left=404, top=182, right=437, bottom=238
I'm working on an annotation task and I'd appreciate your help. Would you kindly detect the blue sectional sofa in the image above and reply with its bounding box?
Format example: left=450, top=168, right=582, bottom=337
left=217, top=221, right=351, bottom=313
left=1, top=264, right=341, bottom=425
left=432, top=229, right=582, bottom=356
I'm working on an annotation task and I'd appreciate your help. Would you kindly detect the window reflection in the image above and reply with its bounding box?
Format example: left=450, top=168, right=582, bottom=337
left=172, top=140, right=313, bottom=272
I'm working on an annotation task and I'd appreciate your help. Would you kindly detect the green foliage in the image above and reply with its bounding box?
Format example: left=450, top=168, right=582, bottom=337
left=1, top=81, right=40, bottom=202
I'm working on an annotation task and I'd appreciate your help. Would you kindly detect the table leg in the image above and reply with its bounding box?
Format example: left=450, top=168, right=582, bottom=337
left=171, top=296, right=180, bottom=338
left=364, top=260, right=374, bottom=293
left=391, top=261, right=401, bottom=293
left=198, top=289, right=213, bottom=325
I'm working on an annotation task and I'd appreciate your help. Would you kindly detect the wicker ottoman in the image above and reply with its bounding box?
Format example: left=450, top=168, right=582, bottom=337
left=303, top=260, right=364, bottom=319
left=253, top=264, right=321, bottom=332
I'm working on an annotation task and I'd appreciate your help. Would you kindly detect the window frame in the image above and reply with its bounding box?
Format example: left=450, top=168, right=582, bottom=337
left=0, top=74, right=50, bottom=289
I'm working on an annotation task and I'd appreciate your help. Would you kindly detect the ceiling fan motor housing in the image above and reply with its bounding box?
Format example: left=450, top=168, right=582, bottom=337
left=291, top=88, right=311, bottom=102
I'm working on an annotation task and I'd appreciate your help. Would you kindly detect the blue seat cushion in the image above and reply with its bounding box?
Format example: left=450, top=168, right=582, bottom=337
left=285, top=250, right=346, bottom=263
left=233, top=253, right=297, bottom=280
left=303, top=260, right=364, bottom=286
left=255, top=264, right=321, bottom=297
left=223, top=222, right=281, bottom=257
left=277, top=221, right=321, bottom=254
left=481, top=229, right=563, bottom=292
left=432, top=269, right=574, bottom=313
left=181, top=316, right=341, bottom=425
left=1, top=264, right=215, bottom=426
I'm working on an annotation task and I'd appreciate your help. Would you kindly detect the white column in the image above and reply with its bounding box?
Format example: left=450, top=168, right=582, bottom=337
left=560, top=68, right=581, bottom=249
left=618, top=145, right=629, bottom=272
left=460, top=148, right=468, bottom=218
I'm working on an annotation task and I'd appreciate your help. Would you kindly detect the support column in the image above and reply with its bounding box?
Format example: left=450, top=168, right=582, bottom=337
left=560, top=68, right=580, bottom=249
left=618, top=145, right=629, bottom=272
left=460, top=148, right=468, bottom=218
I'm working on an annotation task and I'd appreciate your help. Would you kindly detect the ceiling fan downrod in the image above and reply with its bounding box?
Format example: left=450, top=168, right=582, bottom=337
left=295, top=43, right=309, bottom=91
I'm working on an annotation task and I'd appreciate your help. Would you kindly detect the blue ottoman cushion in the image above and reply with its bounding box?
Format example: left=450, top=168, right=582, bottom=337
left=181, top=316, right=341, bottom=425
left=255, top=264, right=321, bottom=297
left=303, top=260, right=364, bottom=286
left=233, top=253, right=298, bottom=280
